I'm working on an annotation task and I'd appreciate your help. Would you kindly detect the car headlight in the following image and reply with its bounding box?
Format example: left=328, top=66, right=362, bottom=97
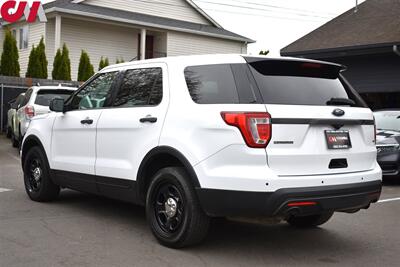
left=377, top=144, right=400, bottom=154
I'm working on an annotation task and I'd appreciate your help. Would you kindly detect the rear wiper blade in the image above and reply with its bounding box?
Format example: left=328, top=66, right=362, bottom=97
left=326, top=98, right=356, bottom=106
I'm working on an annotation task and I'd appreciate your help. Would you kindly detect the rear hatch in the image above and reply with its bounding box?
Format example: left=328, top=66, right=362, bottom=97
left=246, top=58, right=377, bottom=176
left=34, top=89, right=75, bottom=115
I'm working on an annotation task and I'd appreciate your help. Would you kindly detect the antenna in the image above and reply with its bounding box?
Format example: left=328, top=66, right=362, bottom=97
left=354, top=0, right=359, bottom=13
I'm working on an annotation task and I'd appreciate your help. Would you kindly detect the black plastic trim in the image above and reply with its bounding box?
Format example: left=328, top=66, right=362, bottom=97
left=270, top=118, right=375, bottom=126
left=50, top=170, right=139, bottom=204
left=196, top=181, right=382, bottom=217
left=136, top=146, right=201, bottom=203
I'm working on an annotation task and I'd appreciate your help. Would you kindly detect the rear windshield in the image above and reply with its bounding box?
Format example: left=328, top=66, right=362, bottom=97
left=184, top=61, right=351, bottom=106
left=248, top=60, right=348, bottom=106
left=35, top=90, right=74, bottom=106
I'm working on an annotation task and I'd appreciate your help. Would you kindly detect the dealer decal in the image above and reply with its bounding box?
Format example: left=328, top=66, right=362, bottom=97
left=1, top=0, right=47, bottom=24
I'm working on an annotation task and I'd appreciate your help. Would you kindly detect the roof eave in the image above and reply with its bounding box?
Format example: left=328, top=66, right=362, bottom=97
left=45, top=7, right=253, bottom=43
left=72, top=0, right=223, bottom=28
left=281, top=42, right=400, bottom=58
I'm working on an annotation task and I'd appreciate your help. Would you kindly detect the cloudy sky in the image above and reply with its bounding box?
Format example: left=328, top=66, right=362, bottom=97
left=24, top=0, right=364, bottom=55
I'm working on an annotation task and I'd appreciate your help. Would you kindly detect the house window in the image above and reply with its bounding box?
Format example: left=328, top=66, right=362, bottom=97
left=19, top=26, right=29, bottom=49
left=11, top=29, right=17, bottom=40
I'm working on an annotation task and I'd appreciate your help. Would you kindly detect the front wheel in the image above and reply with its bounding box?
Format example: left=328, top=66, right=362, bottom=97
left=286, top=212, right=334, bottom=228
left=146, top=167, right=210, bottom=248
left=23, top=146, right=60, bottom=202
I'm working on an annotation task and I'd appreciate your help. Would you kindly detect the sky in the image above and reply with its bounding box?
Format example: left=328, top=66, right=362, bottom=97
left=20, top=0, right=365, bottom=56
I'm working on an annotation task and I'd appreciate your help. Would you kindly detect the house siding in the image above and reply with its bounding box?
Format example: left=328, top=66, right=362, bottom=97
left=2, top=22, right=46, bottom=77
left=167, top=31, right=247, bottom=56
left=59, top=18, right=140, bottom=81
left=84, top=0, right=211, bottom=25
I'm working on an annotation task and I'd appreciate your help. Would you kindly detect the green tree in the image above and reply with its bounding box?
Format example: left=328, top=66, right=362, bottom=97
left=36, top=37, right=48, bottom=79
left=60, top=43, right=71, bottom=81
left=78, top=50, right=94, bottom=82
left=52, top=48, right=62, bottom=80
left=53, top=44, right=71, bottom=80
left=259, top=50, right=270, bottom=56
left=98, top=56, right=110, bottom=70
left=0, top=30, right=20, bottom=77
left=116, top=57, right=125, bottom=64
left=26, top=45, right=38, bottom=78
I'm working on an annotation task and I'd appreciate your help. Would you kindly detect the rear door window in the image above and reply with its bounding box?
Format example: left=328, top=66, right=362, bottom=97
left=35, top=90, right=75, bottom=106
left=113, top=68, right=163, bottom=107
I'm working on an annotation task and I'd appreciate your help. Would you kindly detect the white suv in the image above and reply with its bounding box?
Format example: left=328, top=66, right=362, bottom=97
left=21, top=55, right=382, bottom=248
left=14, top=85, right=77, bottom=146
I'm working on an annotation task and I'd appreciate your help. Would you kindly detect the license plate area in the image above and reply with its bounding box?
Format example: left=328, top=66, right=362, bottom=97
left=325, top=130, right=352, bottom=149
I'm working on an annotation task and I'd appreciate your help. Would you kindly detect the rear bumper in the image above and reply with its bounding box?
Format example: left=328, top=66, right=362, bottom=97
left=377, top=152, right=400, bottom=177
left=197, top=180, right=382, bottom=217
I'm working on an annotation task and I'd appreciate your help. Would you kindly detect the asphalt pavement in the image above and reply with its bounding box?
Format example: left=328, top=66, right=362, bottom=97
left=0, top=134, right=399, bottom=267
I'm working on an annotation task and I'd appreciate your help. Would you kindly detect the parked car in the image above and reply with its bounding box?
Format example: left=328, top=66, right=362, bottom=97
left=7, top=93, right=25, bottom=140
left=374, top=110, right=400, bottom=179
left=21, top=55, right=382, bottom=248
left=13, top=85, right=77, bottom=147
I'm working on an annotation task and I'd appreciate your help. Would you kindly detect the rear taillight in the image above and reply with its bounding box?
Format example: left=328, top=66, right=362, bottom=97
left=24, top=105, right=35, bottom=119
left=221, top=112, right=272, bottom=148
left=373, top=116, right=377, bottom=144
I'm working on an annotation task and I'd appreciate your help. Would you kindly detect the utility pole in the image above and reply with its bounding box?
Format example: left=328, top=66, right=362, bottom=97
left=355, top=0, right=359, bottom=13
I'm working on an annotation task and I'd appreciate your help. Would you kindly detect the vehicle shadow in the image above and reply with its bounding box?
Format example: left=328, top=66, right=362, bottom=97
left=49, top=189, right=368, bottom=265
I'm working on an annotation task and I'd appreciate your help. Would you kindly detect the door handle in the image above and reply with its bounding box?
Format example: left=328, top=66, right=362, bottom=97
left=140, top=116, right=157, bottom=123
left=80, top=119, right=94, bottom=125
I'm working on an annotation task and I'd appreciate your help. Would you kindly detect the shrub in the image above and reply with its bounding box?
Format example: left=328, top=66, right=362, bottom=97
left=78, top=50, right=94, bottom=82
left=0, top=29, right=20, bottom=77
left=53, top=43, right=71, bottom=81
left=36, top=37, right=48, bottom=79
left=98, top=56, right=110, bottom=70
left=26, top=45, right=38, bottom=78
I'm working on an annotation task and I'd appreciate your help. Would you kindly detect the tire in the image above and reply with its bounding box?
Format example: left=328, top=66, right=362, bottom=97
left=6, top=127, right=12, bottom=138
left=146, top=167, right=210, bottom=248
left=286, top=212, right=334, bottom=228
left=11, top=132, right=19, bottom=148
left=23, top=146, right=60, bottom=202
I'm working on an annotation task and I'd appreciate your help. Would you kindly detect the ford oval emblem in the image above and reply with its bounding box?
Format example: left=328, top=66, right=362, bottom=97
left=332, top=109, right=345, bottom=117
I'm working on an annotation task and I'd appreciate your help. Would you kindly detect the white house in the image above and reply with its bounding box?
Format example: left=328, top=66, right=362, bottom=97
left=0, top=0, right=253, bottom=81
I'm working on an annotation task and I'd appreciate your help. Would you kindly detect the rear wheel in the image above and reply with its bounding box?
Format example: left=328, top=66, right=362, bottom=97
left=11, top=132, right=19, bottom=148
left=23, top=146, right=60, bottom=202
left=286, top=212, right=334, bottom=228
left=6, top=127, right=12, bottom=138
left=146, top=167, right=210, bottom=248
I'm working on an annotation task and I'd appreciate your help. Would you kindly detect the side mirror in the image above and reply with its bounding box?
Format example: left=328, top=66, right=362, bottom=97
left=49, top=98, right=65, bottom=113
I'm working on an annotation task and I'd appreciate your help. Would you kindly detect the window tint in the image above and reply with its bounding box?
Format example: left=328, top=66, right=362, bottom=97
left=70, top=72, right=118, bottom=110
left=248, top=61, right=349, bottom=106
left=184, top=64, right=239, bottom=104
left=21, top=89, right=33, bottom=106
left=35, top=90, right=74, bottom=106
left=113, top=68, right=163, bottom=107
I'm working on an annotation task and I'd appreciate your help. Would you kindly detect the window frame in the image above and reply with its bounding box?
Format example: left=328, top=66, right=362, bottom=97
left=19, top=26, right=29, bottom=50
left=111, top=66, right=165, bottom=109
left=65, top=71, right=121, bottom=112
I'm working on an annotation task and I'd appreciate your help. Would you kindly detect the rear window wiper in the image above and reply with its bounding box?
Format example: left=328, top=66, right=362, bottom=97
left=326, top=98, right=356, bottom=106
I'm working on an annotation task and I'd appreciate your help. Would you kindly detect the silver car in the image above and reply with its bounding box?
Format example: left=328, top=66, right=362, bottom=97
left=7, top=93, right=25, bottom=145
left=14, top=85, right=77, bottom=147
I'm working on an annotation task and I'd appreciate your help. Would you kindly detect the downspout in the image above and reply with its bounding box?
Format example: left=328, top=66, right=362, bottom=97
left=393, top=45, right=400, bottom=56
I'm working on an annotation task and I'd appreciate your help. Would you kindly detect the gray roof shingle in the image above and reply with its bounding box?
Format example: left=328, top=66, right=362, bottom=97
left=281, top=0, right=400, bottom=55
left=44, top=0, right=254, bottom=43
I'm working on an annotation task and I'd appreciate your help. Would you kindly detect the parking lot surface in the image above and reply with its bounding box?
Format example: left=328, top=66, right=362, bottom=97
left=0, top=134, right=399, bottom=267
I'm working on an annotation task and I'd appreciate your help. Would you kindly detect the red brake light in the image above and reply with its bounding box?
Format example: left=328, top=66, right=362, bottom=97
left=287, top=201, right=317, bottom=207
left=373, top=115, right=377, bottom=144
left=24, top=105, right=35, bottom=118
left=221, top=112, right=272, bottom=148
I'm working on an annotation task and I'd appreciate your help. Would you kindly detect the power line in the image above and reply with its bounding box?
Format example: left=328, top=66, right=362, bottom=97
left=202, top=7, right=327, bottom=22
left=196, top=0, right=333, bottom=19
left=216, top=0, right=337, bottom=16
